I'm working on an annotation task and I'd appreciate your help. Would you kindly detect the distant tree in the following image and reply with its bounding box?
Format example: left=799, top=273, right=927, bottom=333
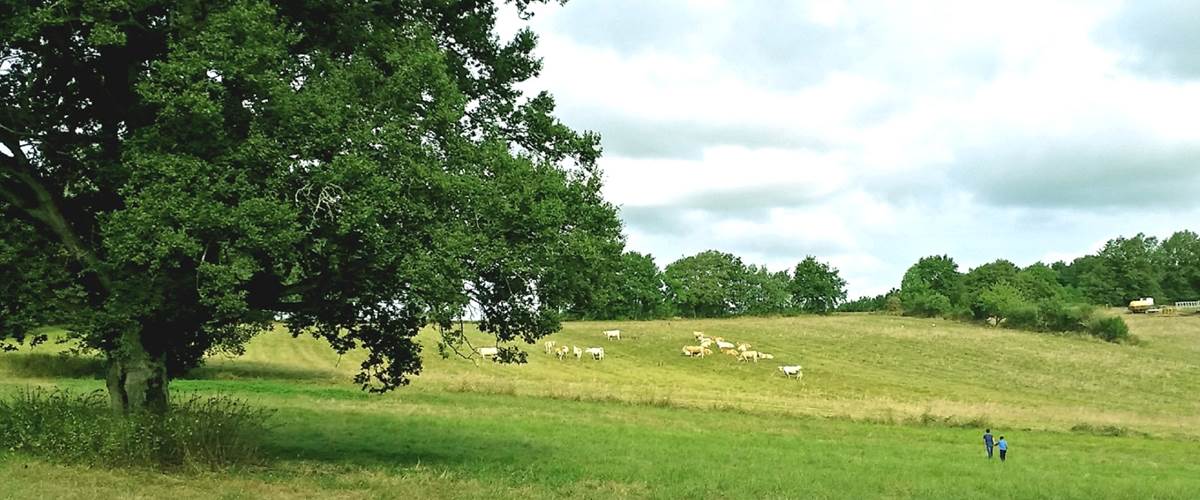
left=661, top=251, right=794, bottom=317
left=839, top=294, right=878, bottom=312
left=962, top=260, right=1019, bottom=319
left=576, top=251, right=669, bottom=320
left=1087, top=234, right=1162, bottom=304
left=978, top=282, right=1037, bottom=327
left=899, top=255, right=965, bottom=317
left=1155, top=230, right=1200, bottom=302
left=744, top=266, right=794, bottom=316
left=1058, top=255, right=1119, bottom=305
left=664, top=251, right=749, bottom=317
left=0, top=0, right=621, bottom=411
left=1013, top=263, right=1064, bottom=303
left=838, top=289, right=898, bottom=313
left=789, top=256, right=847, bottom=314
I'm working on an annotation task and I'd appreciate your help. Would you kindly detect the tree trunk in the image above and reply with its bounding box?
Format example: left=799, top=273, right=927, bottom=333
left=106, top=329, right=169, bottom=413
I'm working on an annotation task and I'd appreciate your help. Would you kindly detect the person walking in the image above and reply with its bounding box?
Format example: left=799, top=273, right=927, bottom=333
left=997, top=436, right=1008, bottom=462
left=983, top=429, right=995, bottom=459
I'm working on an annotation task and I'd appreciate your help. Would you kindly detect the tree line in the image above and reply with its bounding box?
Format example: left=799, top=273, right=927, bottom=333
left=835, top=230, right=1200, bottom=342
left=570, top=251, right=848, bottom=320
left=568, top=230, right=1200, bottom=327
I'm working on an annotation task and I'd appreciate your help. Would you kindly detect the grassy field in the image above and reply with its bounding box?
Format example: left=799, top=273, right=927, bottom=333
left=1, top=313, right=1198, bottom=498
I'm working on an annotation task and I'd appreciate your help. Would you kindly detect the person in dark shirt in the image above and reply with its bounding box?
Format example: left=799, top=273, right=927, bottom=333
left=983, top=429, right=995, bottom=459
left=998, top=436, right=1008, bottom=462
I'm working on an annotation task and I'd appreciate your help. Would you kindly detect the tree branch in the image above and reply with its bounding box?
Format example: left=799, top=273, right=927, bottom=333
left=0, top=138, right=112, bottom=292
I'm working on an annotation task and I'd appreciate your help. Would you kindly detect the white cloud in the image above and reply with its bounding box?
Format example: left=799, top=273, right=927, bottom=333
left=501, top=0, right=1200, bottom=297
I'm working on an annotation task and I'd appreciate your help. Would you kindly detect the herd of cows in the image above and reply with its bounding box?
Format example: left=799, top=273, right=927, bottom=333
left=476, top=329, right=804, bottom=380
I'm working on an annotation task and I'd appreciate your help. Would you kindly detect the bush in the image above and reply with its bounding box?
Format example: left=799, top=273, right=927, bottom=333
left=1039, top=301, right=1094, bottom=332
left=901, top=290, right=953, bottom=317
left=0, top=388, right=271, bottom=469
left=1087, top=316, right=1132, bottom=343
left=885, top=295, right=903, bottom=315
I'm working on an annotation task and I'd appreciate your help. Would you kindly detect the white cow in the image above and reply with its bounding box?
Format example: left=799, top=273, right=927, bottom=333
left=778, top=365, right=803, bottom=379
left=585, top=347, right=606, bottom=360
left=478, top=347, right=499, bottom=359
left=544, top=340, right=557, bottom=354
left=738, top=350, right=761, bottom=363
left=603, top=329, right=621, bottom=341
left=555, top=345, right=570, bottom=360
left=715, top=340, right=735, bottom=350
left=573, top=345, right=583, bottom=360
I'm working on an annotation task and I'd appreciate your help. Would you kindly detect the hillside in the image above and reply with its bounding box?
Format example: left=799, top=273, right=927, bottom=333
left=173, top=312, right=1198, bottom=438
left=2, top=314, right=1198, bottom=499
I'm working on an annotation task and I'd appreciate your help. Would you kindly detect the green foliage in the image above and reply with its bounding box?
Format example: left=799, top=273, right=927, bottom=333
left=0, top=388, right=270, bottom=469
left=573, top=251, right=669, bottom=320
left=978, top=282, right=1035, bottom=327
left=663, top=251, right=749, bottom=317
left=900, top=289, right=954, bottom=317
left=972, top=264, right=1095, bottom=334
left=1037, top=300, right=1094, bottom=333
left=789, top=256, right=847, bottom=314
left=1156, top=230, right=1200, bottom=302
left=838, top=289, right=898, bottom=312
left=662, top=251, right=796, bottom=318
left=743, top=266, right=794, bottom=316
left=899, top=255, right=965, bottom=317
left=962, top=259, right=1019, bottom=319
left=1053, top=230, right=1200, bottom=306
left=1, top=0, right=621, bottom=401
left=1057, top=235, right=1162, bottom=305
left=1013, top=263, right=1064, bottom=302
left=1087, top=316, right=1132, bottom=343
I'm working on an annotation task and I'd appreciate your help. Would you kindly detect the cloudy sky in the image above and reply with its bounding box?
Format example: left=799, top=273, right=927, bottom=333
left=500, top=0, right=1200, bottom=298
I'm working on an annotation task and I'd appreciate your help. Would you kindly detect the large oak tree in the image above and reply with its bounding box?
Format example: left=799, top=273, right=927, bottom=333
left=1, top=0, right=622, bottom=411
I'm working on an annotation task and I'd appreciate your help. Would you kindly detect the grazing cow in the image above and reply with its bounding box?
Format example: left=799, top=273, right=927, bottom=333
left=544, top=340, right=557, bottom=354
left=738, top=350, right=760, bottom=363
left=715, top=340, right=735, bottom=350
left=585, top=347, right=605, bottom=360
left=604, top=329, right=622, bottom=341
left=699, top=338, right=714, bottom=349
left=778, top=365, right=803, bottom=379
left=681, top=345, right=705, bottom=357
left=573, top=345, right=583, bottom=360
left=555, top=345, right=570, bottom=360
left=478, top=347, right=499, bottom=359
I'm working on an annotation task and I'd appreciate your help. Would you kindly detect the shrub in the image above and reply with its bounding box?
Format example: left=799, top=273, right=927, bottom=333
left=1087, top=316, right=1132, bottom=343
left=1038, top=301, right=1094, bottom=332
left=0, top=388, right=271, bottom=469
left=885, top=295, right=903, bottom=315
left=901, top=290, right=953, bottom=317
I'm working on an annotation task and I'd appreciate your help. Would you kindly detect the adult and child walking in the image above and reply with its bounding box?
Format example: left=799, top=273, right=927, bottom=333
left=983, top=429, right=1008, bottom=461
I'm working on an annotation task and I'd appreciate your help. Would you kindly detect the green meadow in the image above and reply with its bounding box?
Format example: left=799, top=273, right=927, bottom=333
left=2, top=313, right=1198, bottom=499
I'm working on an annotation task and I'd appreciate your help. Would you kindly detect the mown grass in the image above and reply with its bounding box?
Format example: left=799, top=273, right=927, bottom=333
left=180, top=312, right=1200, bottom=436
left=0, top=313, right=1197, bottom=498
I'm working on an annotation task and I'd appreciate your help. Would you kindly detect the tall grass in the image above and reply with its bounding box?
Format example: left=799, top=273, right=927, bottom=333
left=0, top=388, right=271, bottom=469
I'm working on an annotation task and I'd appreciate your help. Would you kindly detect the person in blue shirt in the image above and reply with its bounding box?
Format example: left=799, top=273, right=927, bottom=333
left=997, top=436, right=1008, bottom=462
left=983, top=429, right=994, bottom=459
